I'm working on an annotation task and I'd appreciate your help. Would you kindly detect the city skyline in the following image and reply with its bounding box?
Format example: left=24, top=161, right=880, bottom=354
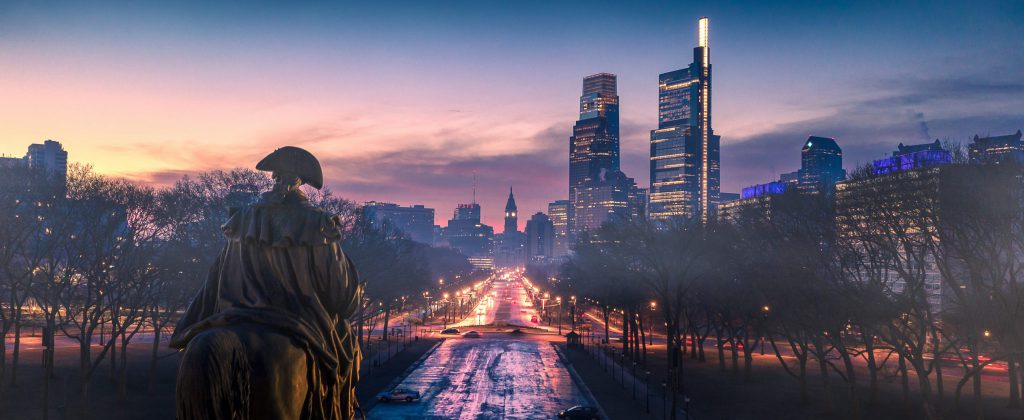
left=2, top=1, right=1023, bottom=227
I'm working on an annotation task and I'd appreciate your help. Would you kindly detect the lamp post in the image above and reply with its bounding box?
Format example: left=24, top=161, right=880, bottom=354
left=761, top=305, right=770, bottom=355
left=649, top=301, right=657, bottom=345
left=570, top=295, right=577, bottom=332
left=556, top=296, right=563, bottom=335
left=661, top=381, right=667, bottom=419
left=442, top=293, right=449, bottom=329
left=541, top=293, right=550, bottom=323
left=645, top=370, right=651, bottom=413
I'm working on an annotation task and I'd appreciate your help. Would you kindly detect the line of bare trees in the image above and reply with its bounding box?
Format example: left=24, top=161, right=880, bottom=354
left=561, top=161, right=1024, bottom=420
left=0, top=163, right=474, bottom=410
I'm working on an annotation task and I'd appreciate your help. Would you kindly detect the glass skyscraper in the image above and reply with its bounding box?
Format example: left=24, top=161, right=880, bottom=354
left=569, top=73, right=620, bottom=235
left=798, top=136, right=846, bottom=194
left=649, top=17, right=720, bottom=223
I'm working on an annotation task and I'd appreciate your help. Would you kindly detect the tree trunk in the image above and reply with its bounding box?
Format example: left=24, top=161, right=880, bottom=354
left=1008, top=357, right=1019, bottom=408
left=730, top=336, right=739, bottom=375
left=11, top=310, right=21, bottom=387
left=899, top=352, right=910, bottom=414
left=864, top=335, right=878, bottom=404
left=148, top=321, right=161, bottom=394
left=715, top=328, right=726, bottom=372
left=816, top=337, right=833, bottom=414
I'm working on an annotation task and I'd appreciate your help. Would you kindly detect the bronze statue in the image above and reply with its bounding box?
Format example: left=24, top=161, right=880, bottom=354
left=171, top=146, right=363, bottom=419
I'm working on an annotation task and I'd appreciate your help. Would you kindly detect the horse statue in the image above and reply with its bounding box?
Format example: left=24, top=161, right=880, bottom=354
left=171, top=147, right=363, bottom=419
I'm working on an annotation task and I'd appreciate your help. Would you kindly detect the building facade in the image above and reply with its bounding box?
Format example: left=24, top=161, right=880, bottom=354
left=969, top=130, right=1024, bottom=164
left=571, top=170, right=645, bottom=233
left=547, top=199, right=570, bottom=258
left=525, top=212, right=555, bottom=263
left=444, top=203, right=494, bottom=258
left=798, top=136, right=846, bottom=194
left=363, top=201, right=436, bottom=245
left=649, top=17, right=720, bottom=223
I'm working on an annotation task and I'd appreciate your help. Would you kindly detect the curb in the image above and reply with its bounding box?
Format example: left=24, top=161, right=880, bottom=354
left=361, top=338, right=445, bottom=414
left=553, top=343, right=610, bottom=420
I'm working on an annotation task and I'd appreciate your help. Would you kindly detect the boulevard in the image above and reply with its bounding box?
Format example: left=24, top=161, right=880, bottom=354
left=368, top=272, right=597, bottom=419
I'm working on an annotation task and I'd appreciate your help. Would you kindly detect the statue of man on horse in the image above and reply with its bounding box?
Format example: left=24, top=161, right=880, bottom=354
left=170, top=146, right=363, bottom=419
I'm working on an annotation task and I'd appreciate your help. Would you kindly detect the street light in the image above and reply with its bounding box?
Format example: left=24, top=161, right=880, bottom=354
left=556, top=296, right=563, bottom=335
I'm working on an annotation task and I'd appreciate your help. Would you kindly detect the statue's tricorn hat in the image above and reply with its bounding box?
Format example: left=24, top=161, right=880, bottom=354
left=256, top=146, right=324, bottom=190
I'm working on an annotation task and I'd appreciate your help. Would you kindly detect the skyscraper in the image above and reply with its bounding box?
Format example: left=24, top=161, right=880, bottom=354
left=569, top=73, right=620, bottom=235
left=649, top=17, right=720, bottom=223
left=797, top=136, right=846, bottom=194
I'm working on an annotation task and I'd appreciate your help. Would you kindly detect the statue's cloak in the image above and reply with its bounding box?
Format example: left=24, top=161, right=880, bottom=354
left=171, top=190, right=362, bottom=419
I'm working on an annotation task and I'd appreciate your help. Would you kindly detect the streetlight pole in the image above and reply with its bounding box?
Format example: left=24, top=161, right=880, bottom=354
left=570, top=296, right=577, bottom=332
left=556, top=297, right=563, bottom=335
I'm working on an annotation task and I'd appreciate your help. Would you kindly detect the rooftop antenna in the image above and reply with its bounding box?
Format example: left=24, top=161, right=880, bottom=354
left=472, top=172, right=477, bottom=204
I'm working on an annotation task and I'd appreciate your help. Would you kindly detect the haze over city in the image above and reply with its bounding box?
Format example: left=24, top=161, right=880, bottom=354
left=2, top=1, right=1022, bottom=226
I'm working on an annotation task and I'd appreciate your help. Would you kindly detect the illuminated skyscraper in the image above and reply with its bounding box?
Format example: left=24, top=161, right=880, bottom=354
left=649, top=17, right=720, bottom=223
left=569, top=73, right=620, bottom=235
left=798, top=136, right=846, bottom=194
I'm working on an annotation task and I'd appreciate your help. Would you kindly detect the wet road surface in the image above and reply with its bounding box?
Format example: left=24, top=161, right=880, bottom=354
left=368, top=272, right=594, bottom=419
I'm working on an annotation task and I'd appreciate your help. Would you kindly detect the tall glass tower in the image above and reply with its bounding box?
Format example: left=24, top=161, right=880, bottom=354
left=649, top=17, right=720, bottom=223
left=569, top=73, right=620, bottom=235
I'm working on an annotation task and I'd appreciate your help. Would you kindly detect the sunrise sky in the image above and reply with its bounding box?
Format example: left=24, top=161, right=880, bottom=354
left=2, top=1, right=1022, bottom=226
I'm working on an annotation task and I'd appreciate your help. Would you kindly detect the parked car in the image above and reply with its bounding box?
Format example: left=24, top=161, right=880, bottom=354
left=377, top=388, right=421, bottom=403
left=530, top=315, right=539, bottom=323
left=441, top=328, right=460, bottom=335
left=558, top=405, right=600, bottom=419
left=463, top=330, right=482, bottom=338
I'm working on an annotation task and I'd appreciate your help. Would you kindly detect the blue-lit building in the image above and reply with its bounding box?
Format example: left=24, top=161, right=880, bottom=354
left=873, top=140, right=952, bottom=175
left=649, top=17, right=720, bottom=224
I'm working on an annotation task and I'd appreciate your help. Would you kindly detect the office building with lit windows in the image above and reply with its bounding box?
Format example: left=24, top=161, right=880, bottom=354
left=649, top=17, right=720, bottom=223
left=547, top=199, right=570, bottom=258
left=571, top=170, right=645, bottom=233
left=968, top=130, right=1024, bottom=164
left=798, top=136, right=846, bottom=194
left=569, top=73, right=620, bottom=235
left=363, top=201, right=436, bottom=245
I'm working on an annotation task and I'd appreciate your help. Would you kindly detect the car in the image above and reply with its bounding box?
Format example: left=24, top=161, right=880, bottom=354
left=530, top=315, right=539, bottom=323
left=377, top=388, right=421, bottom=403
left=440, top=328, right=460, bottom=335
left=463, top=330, right=482, bottom=338
left=558, top=405, right=600, bottom=419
